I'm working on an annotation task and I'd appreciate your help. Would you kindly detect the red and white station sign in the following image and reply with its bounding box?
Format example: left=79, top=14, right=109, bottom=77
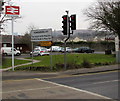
left=5, top=6, right=20, bottom=16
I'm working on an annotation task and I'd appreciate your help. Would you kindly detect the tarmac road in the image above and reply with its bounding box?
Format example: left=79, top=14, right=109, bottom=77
left=44, top=70, right=119, bottom=100
left=4, top=51, right=105, bottom=59
left=2, top=76, right=113, bottom=99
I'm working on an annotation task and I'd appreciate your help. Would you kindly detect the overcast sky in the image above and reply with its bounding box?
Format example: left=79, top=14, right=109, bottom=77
left=3, top=0, right=96, bottom=35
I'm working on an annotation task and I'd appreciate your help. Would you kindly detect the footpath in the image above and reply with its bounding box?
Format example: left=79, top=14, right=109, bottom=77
left=2, top=64, right=119, bottom=81
left=0, top=58, right=40, bottom=72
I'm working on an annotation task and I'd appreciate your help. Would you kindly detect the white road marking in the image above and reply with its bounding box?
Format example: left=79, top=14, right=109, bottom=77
left=35, top=78, right=112, bottom=99
left=93, top=80, right=119, bottom=85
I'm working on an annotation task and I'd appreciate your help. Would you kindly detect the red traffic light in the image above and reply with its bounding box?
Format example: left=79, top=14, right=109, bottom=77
left=62, top=15, right=67, bottom=20
left=63, top=17, right=67, bottom=20
left=62, top=15, right=68, bottom=35
left=70, top=14, right=76, bottom=30
left=71, top=16, right=75, bottom=19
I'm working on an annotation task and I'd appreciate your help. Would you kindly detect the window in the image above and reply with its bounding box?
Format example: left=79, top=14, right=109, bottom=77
left=3, top=44, right=7, bottom=47
left=20, top=47, right=22, bottom=50
left=17, top=47, right=19, bottom=50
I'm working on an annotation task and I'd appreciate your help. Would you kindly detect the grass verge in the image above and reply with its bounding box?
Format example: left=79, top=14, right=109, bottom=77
left=14, top=54, right=116, bottom=71
left=2, top=58, right=31, bottom=69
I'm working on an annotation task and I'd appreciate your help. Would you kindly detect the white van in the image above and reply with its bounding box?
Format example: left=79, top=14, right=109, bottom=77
left=1, top=47, right=21, bottom=56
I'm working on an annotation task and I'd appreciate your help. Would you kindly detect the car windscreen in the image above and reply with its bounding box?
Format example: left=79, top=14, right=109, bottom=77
left=41, top=48, right=46, bottom=51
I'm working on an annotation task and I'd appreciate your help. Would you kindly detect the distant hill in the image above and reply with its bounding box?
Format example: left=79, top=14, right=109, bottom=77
left=52, top=29, right=113, bottom=42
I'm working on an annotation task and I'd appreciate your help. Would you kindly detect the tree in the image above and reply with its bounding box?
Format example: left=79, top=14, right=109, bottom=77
left=84, top=0, right=120, bottom=39
left=19, top=24, right=39, bottom=51
left=19, top=32, right=32, bottom=51
left=84, top=0, right=120, bottom=63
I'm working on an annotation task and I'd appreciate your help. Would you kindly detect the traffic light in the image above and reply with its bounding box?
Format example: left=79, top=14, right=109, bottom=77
left=62, top=15, right=67, bottom=35
left=70, top=14, right=76, bottom=30
left=0, top=0, right=5, bottom=11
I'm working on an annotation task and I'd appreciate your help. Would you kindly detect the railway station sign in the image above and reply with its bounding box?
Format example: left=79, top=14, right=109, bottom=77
left=5, top=6, right=20, bottom=16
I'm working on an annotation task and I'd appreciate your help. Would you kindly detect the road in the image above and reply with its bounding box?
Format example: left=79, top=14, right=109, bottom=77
left=2, top=70, right=119, bottom=100
left=44, top=70, right=119, bottom=100
left=4, top=51, right=105, bottom=59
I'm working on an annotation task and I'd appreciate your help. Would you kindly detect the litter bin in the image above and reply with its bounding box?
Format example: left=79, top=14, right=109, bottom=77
left=105, top=49, right=112, bottom=55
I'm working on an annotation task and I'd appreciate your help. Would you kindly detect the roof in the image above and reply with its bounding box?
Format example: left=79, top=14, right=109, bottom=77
left=2, top=35, right=23, bottom=44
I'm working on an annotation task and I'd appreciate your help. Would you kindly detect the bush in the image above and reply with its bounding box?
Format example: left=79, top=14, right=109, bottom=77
left=105, top=49, right=112, bottom=55
left=15, top=66, right=52, bottom=72
left=2, top=54, right=6, bottom=65
left=81, top=59, right=93, bottom=68
left=55, top=63, right=81, bottom=70
left=94, top=62, right=102, bottom=66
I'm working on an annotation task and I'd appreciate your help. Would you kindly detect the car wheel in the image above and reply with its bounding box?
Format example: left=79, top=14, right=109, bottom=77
left=3, top=53, right=7, bottom=56
left=16, top=53, right=21, bottom=56
left=38, top=54, right=42, bottom=56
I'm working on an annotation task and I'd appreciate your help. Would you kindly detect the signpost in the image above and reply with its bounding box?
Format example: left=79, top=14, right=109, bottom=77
left=31, top=29, right=52, bottom=42
left=5, top=6, right=20, bottom=16
left=5, top=6, right=20, bottom=71
left=31, top=29, right=53, bottom=69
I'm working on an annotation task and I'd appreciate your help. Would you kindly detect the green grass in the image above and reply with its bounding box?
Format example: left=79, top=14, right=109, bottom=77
left=15, top=54, right=116, bottom=71
left=2, top=58, right=31, bottom=69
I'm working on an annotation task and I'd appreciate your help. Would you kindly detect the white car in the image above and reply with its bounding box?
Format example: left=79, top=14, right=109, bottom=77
left=30, top=48, right=49, bottom=56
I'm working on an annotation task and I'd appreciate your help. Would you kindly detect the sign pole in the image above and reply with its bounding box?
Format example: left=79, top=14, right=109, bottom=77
left=11, top=16, right=14, bottom=71
left=5, top=5, right=20, bottom=71
left=32, top=42, right=33, bottom=65
left=115, top=35, right=120, bottom=63
left=50, top=45, right=52, bottom=70
left=50, top=31, right=53, bottom=70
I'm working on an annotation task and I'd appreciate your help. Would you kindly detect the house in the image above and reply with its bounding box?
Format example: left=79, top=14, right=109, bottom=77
left=2, top=35, right=30, bottom=53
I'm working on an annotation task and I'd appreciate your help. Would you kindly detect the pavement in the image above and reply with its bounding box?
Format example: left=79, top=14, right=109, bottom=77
left=2, top=64, right=120, bottom=80
left=60, top=64, right=120, bottom=75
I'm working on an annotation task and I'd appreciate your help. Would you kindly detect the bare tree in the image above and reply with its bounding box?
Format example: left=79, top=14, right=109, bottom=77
left=19, top=24, right=39, bottom=51
left=27, top=24, right=39, bottom=34
left=84, top=0, right=120, bottom=63
left=84, top=0, right=120, bottom=39
left=19, top=32, right=32, bottom=51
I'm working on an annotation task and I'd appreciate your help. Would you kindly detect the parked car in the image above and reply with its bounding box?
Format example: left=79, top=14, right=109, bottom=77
left=61, top=47, right=73, bottom=53
left=47, top=46, right=62, bottom=52
left=1, top=47, right=21, bottom=56
left=73, top=47, right=94, bottom=53
left=30, top=48, right=49, bottom=56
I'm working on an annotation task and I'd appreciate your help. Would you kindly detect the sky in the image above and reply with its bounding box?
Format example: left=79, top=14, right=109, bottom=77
left=3, top=0, right=97, bottom=35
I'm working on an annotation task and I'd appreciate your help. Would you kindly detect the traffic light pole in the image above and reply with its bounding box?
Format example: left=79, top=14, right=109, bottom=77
left=64, top=10, right=70, bottom=70
left=62, top=11, right=76, bottom=70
